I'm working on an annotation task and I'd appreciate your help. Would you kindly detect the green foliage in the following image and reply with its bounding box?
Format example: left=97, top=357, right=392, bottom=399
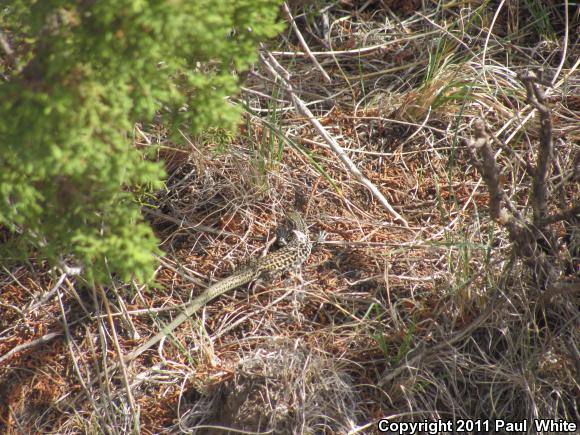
left=0, top=0, right=283, bottom=283
left=523, top=0, right=557, bottom=41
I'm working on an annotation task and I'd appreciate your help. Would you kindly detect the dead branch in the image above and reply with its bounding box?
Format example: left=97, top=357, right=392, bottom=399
left=465, top=118, right=536, bottom=261
left=281, top=2, right=331, bottom=83
left=0, top=332, right=62, bottom=365
left=519, top=71, right=554, bottom=226
left=465, top=119, right=504, bottom=221
left=464, top=71, right=575, bottom=289
left=259, top=48, right=409, bottom=227
left=541, top=204, right=580, bottom=226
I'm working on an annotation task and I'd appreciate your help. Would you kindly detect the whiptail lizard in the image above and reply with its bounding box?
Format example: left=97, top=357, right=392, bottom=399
left=123, top=211, right=311, bottom=364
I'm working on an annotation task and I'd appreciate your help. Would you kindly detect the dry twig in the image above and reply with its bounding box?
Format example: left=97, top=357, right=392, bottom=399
left=260, top=49, right=409, bottom=227
left=519, top=71, right=554, bottom=225
left=281, top=2, right=331, bottom=83
left=0, top=332, right=62, bottom=365
left=465, top=72, right=573, bottom=288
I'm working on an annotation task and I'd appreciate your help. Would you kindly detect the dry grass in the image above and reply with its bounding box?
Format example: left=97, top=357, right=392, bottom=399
left=1, top=1, right=578, bottom=433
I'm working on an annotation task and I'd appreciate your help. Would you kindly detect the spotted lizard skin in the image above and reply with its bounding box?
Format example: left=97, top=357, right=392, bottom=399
left=123, top=211, right=311, bottom=363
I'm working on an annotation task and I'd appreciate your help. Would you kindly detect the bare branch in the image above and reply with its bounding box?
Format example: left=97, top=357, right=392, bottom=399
left=541, top=204, right=580, bottom=226
left=465, top=119, right=503, bottom=221
left=0, top=332, right=62, bottom=365
left=464, top=117, right=552, bottom=284
left=260, top=48, right=409, bottom=227
left=281, top=2, right=331, bottom=83
left=519, top=71, right=554, bottom=226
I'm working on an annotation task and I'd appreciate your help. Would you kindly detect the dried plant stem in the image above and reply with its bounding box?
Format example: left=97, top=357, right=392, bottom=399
left=261, top=49, right=409, bottom=227
left=96, top=285, right=138, bottom=429
left=281, top=2, right=331, bottom=83
left=380, top=292, right=497, bottom=386
left=519, top=71, right=554, bottom=225
left=0, top=331, right=62, bottom=365
left=465, top=71, right=568, bottom=288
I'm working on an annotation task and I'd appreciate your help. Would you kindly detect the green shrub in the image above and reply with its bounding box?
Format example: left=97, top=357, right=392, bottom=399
left=0, top=0, right=282, bottom=283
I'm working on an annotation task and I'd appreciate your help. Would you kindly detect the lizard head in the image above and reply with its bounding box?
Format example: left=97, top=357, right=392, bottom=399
left=292, top=229, right=308, bottom=242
